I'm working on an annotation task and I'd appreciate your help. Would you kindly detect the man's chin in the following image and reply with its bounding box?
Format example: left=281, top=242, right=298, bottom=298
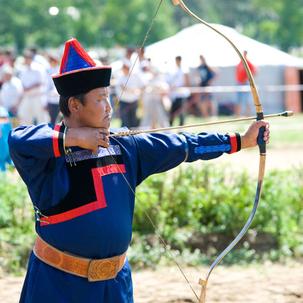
left=86, top=121, right=111, bottom=129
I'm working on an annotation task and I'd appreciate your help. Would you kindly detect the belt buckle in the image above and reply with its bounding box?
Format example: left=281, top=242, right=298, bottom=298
left=88, top=259, right=117, bottom=282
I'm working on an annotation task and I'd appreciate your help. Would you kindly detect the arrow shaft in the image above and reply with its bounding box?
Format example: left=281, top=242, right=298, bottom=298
left=110, top=111, right=293, bottom=137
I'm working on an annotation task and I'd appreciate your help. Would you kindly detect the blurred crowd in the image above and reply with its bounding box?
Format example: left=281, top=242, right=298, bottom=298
left=0, top=46, right=255, bottom=171
left=0, top=46, right=219, bottom=128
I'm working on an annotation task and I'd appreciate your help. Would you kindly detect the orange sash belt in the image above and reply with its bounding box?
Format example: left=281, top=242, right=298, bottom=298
left=33, top=235, right=126, bottom=282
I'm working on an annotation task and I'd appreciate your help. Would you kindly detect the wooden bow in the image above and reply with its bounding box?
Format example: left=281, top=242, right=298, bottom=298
left=171, top=1, right=267, bottom=302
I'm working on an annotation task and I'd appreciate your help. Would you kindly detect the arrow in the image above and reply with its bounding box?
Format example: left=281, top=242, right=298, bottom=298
left=110, top=111, right=293, bottom=137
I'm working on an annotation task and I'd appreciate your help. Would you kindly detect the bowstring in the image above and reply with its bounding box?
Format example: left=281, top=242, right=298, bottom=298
left=109, top=0, right=200, bottom=300
left=107, top=136, right=200, bottom=302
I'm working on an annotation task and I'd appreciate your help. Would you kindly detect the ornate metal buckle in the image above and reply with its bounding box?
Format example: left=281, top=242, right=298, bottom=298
left=87, top=259, right=118, bottom=282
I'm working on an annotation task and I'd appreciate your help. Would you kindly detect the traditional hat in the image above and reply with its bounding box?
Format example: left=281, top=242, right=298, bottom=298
left=52, top=38, right=111, bottom=96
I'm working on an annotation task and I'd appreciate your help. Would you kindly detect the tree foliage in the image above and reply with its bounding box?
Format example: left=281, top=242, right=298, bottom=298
left=0, top=0, right=302, bottom=52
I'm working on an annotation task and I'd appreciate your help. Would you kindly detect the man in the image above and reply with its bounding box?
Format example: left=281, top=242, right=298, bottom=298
left=235, top=50, right=257, bottom=116
left=0, top=64, right=23, bottom=118
left=197, top=55, right=216, bottom=117
left=167, top=56, right=190, bottom=126
left=115, top=61, right=144, bottom=128
left=46, top=53, right=60, bottom=125
left=18, top=49, right=49, bottom=125
left=9, top=38, right=269, bottom=303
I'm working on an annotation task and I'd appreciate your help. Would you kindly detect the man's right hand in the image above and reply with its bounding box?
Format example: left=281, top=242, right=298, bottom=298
left=65, top=127, right=110, bottom=154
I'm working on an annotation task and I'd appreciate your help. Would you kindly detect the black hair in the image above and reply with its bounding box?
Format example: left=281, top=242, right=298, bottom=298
left=59, top=93, right=86, bottom=117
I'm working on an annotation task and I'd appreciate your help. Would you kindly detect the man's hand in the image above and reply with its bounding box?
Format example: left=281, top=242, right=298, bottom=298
left=66, top=127, right=110, bottom=153
left=241, top=121, right=270, bottom=149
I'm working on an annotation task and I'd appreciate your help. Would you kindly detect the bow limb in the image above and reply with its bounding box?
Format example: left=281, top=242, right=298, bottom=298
left=172, top=1, right=266, bottom=302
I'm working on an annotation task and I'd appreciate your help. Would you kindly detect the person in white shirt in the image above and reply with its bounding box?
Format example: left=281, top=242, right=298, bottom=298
left=115, top=62, right=145, bottom=128
left=0, top=64, right=23, bottom=117
left=46, top=54, right=60, bottom=125
left=140, top=64, right=170, bottom=129
left=18, top=50, right=49, bottom=125
left=167, top=56, right=190, bottom=126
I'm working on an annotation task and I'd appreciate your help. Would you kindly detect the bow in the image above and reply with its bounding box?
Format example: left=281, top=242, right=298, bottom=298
left=109, top=1, right=268, bottom=302
left=171, top=1, right=266, bottom=302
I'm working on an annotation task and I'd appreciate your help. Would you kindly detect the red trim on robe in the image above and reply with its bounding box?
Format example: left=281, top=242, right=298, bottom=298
left=52, top=124, right=61, bottom=158
left=40, top=164, right=126, bottom=226
left=229, top=134, right=238, bottom=154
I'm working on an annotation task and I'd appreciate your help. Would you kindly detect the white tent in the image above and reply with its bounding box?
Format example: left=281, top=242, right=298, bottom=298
left=145, top=23, right=303, bottom=70
left=111, top=24, right=303, bottom=113
left=144, top=24, right=303, bottom=113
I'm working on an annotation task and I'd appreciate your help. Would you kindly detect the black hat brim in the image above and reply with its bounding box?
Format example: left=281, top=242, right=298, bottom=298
left=53, top=67, right=111, bottom=97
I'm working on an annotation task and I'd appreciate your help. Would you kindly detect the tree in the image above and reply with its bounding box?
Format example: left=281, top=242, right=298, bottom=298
left=100, top=0, right=177, bottom=48
left=0, top=0, right=301, bottom=53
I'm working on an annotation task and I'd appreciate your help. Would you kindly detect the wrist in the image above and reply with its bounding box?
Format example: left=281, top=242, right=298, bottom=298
left=241, top=134, right=255, bottom=149
left=65, top=127, right=81, bottom=148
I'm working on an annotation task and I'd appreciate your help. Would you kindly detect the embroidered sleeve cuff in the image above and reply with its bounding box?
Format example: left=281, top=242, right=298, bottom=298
left=52, top=124, right=66, bottom=157
left=228, top=133, right=241, bottom=154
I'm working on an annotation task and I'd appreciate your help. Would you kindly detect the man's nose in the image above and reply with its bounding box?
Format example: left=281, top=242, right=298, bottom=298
left=106, top=98, right=112, bottom=113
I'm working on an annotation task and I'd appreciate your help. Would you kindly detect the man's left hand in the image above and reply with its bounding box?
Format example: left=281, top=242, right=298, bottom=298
left=241, top=121, right=270, bottom=149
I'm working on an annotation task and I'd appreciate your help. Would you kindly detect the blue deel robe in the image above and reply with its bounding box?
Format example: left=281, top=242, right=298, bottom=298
left=8, top=123, right=240, bottom=303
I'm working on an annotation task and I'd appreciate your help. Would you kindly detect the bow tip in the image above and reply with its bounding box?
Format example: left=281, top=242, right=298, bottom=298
left=199, top=279, right=207, bottom=303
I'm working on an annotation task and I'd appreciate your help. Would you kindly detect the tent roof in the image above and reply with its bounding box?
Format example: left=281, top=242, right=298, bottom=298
left=145, top=24, right=303, bottom=70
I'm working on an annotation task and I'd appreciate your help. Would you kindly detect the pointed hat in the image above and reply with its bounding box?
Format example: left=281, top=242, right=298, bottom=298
left=52, top=38, right=111, bottom=96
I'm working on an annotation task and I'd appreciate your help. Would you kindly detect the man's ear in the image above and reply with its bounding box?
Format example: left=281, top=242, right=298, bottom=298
left=68, top=97, right=81, bottom=114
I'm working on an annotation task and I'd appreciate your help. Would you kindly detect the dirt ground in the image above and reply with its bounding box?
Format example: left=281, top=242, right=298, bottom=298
left=1, top=262, right=303, bottom=303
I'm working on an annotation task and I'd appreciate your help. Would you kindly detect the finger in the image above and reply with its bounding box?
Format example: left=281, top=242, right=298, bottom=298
left=97, top=135, right=110, bottom=148
left=99, top=128, right=110, bottom=135
left=102, top=133, right=110, bottom=144
left=263, top=131, right=270, bottom=143
left=92, top=146, right=99, bottom=154
left=256, top=120, right=269, bottom=128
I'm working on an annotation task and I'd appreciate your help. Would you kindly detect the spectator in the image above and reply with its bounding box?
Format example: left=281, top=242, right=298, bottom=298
left=122, top=47, right=136, bottom=70
left=18, top=50, right=49, bottom=125
left=167, top=56, right=190, bottom=126
left=235, top=50, right=257, bottom=116
left=46, top=53, right=60, bottom=125
left=29, top=47, right=51, bottom=70
left=140, top=64, right=170, bottom=128
left=137, top=47, right=151, bottom=72
left=0, top=64, right=23, bottom=118
left=0, top=49, right=15, bottom=88
left=197, top=55, right=216, bottom=117
left=115, top=62, right=144, bottom=128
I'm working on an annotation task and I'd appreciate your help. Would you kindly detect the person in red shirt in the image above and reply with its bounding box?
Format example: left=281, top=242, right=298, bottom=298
left=235, top=50, right=257, bottom=116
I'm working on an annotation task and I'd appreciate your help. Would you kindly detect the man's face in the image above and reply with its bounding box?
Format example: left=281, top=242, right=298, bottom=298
left=77, top=87, right=112, bottom=129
